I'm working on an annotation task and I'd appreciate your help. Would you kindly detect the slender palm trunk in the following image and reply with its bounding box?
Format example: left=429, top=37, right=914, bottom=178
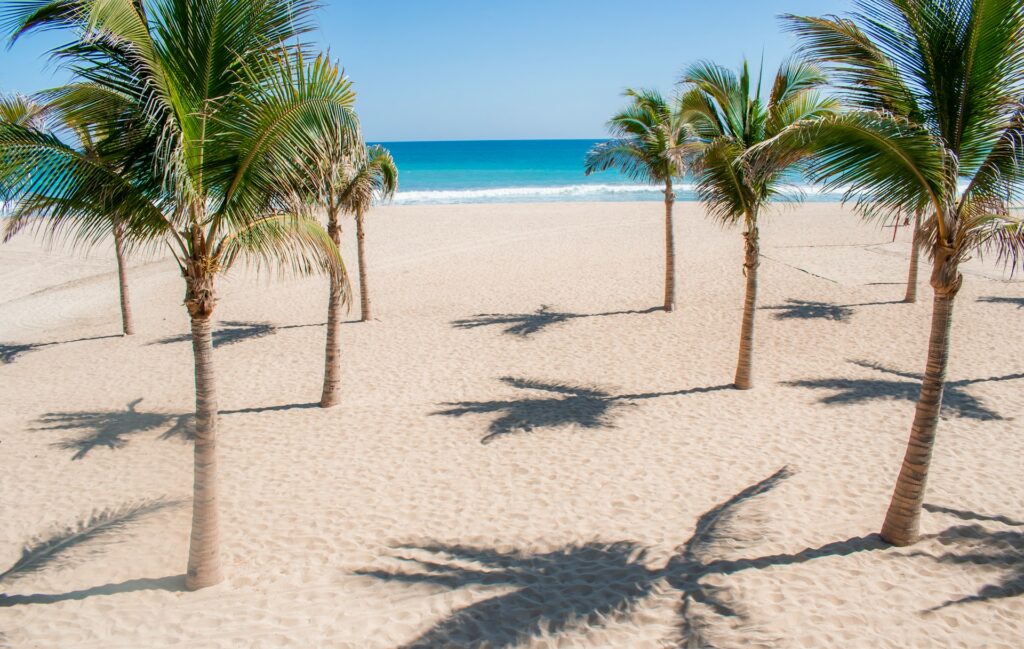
left=733, top=219, right=759, bottom=390
left=904, top=210, right=922, bottom=303
left=320, top=206, right=343, bottom=407
left=113, top=223, right=135, bottom=335
left=184, top=267, right=222, bottom=590
left=356, top=208, right=371, bottom=322
left=880, top=246, right=961, bottom=546
left=663, top=180, right=676, bottom=312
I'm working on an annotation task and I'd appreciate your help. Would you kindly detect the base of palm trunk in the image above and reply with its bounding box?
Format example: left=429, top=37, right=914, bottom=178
left=185, top=570, right=224, bottom=591
left=320, top=393, right=340, bottom=408
left=733, top=380, right=753, bottom=390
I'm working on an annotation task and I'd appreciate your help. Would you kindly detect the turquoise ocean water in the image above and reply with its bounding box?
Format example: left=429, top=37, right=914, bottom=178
left=375, top=139, right=845, bottom=205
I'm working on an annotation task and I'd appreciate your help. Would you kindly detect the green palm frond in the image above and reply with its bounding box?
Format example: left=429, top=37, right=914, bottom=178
left=0, top=121, right=166, bottom=246
left=680, top=57, right=836, bottom=223
left=0, top=92, right=48, bottom=128
left=695, top=138, right=755, bottom=224
left=770, top=111, right=946, bottom=220
left=585, top=88, right=691, bottom=185
left=1, top=0, right=85, bottom=44
left=215, top=211, right=350, bottom=300
left=786, top=0, right=1024, bottom=273
left=335, top=144, right=399, bottom=214
left=781, top=13, right=921, bottom=119
left=959, top=211, right=1024, bottom=270
left=211, top=48, right=358, bottom=217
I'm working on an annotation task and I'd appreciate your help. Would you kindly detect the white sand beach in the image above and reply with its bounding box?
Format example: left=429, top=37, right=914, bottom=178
left=1, top=202, right=1022, bottom=648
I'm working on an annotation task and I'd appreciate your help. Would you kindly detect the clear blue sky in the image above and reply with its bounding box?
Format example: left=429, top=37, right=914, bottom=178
left=2, top=0, right=851, bottom=141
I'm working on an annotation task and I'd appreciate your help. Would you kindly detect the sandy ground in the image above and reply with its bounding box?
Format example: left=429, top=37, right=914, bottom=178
left=0, top=201, right=1022, bottom=648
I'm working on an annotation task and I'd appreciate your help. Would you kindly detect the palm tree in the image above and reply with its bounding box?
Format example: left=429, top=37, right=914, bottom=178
left=585, top=89, right=694, bottom=312
left=311, top=142, right=397, bottom=407
left=679, top=59, right=838, bottom=388
left=783, top=0, right=1024, bottom=545
left=3, top=0, right=358, bottom=588
left=2, top=86, right=141, bottom=335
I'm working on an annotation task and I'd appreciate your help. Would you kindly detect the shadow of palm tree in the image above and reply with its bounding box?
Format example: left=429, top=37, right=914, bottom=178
left=912, top=506, right=1024, bottom=610
left=452, top=305, right=660, bottom=338
left=150, top=320, right=277, bottom=348
left=0, top=335, right=121, bottom=365
left=762, top=299, right=854, bottom=321
left=37, top=399, right=194, bottom=459
left=434, top=377, right=731, bottom=444
left=783, top=360, right=1023, bottom=420
left=978, top=296, right=1024, bottom=309
left=760, top=299, right=904, bottom=322
left=357, top=468, right=890, bottom=647
left=924, top=503, right=1024, bottom=527
left=0, top=574, right=185, bottom=607
left=220, top=402, right=320, bottom=415
left=0, top=498, right=183, bottom=586
left=37, top=397, right=330, bottom=457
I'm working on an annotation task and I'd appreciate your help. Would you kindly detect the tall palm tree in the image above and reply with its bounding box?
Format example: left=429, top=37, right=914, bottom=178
left=311, top=141, right=397, bottom=408
left=2, top=86, right=141, bottom=335
left=783, top=0, right=1024, bottom=545
left=679, top=59, right=838, bottom=388
left=585, top=89, right=694, bottom=312
left=3, top=0, right=358, bottom=588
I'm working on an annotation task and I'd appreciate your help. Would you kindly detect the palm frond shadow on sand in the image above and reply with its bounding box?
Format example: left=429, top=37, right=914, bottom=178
left=358, top=468, right=889, bottom=648
left=37, top=399, right=195, bottom=459
left=759, top=299, right=902, bottom=322
left=978, top=296, right=1024, bottom=309
left=149, top=320, right=323, bottom=349
left=784, top=360, right=1023, bottom=420
left=433, top=377, right=731, bottom=444
left=37, top=399, right=327, bottom=459
left=914, top=505, right=1024, bottom=611
left=0, top=335, right=121, bottom=365
left=0, top=498, right=184, bottom=604
left=452, top=305, right=660, bottom=338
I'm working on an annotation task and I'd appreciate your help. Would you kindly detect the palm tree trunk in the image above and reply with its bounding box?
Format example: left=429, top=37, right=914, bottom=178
left=733, top=221, right=759, bottom=390
left=904, top=210, right=922, bottom=303
left=184, top=267, right=222, bottom=590
left=356, top=208, right=371, bottom=322
left=880, top=246, right=961, bottom=546
left=320, top=206, right=343, bottom=408
left=663, top=180, right=676, bottom=312
left=113, top=223, right=135, bottom=335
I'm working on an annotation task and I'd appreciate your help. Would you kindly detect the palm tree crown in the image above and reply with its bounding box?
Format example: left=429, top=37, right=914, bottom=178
left=583, top=88, right=691, bottom=183
left=681, top=58, right=838, bottom=222
left=782, top=1, right=1024, bottom=268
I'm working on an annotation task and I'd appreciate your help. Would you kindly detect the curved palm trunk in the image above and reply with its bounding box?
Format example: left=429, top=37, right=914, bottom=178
left=320, top=207, right=343, bottom=408
left=904, top=210, right=922, bottom=303
left=733, top=221, right=759, bottom=389
left=663, top=180, right=677, bottom=312
left=356, top=208, right=371, bottom=322
left=113, top=223, right=135, bottom=335
left=184, top=268, right=222, bottom=590
left=880, top=247, right=961, bottom=546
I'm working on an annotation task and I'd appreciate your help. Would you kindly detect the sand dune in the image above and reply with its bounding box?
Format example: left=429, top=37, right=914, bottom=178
left=1, top=202, right=1022, bottom=648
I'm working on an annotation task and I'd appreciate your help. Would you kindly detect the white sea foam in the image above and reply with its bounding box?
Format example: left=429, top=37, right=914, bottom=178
left=390, top=182, right=848, bottom=205
left=392, top=184, right=669, bottom=205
